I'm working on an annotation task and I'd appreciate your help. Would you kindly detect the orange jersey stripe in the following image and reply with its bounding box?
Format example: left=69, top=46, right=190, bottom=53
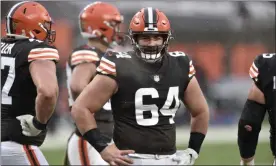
left=28, top=53, right=59, bottom=58
left=71, top=54, right=99, bottom=58
left=249, top=64, right=258, bottom=78
left=72, top=53, right=98, bottom=58
left=189, top=69, right=195, bottom=74
left=98, top=66, right=116, bottom=75
left=28, top=55, right=58, bottom=59
left=251, top=66, right=258, bottom=73
left=71, top=58, right=98, bottom=65
left=71, top=55, right=99, bottom=63
left=189, top=66, right=195, bottom=70
left=101, top=57, right=116, bottom=67
left=29, top=50, right=57, bottom=55
left=100, top=61, right=115, bottom=70
left=249, top=70, right=257, bottom=78
left=72, top=50, right=98, bottom=57
left=28, top=55, right=59, bottom=61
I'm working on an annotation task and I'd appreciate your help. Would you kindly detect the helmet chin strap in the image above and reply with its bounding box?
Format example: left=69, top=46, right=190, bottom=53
left=130, top=32, right=171, bottom=64
left=82, top=28, right=122, bottom=49
left=6, top=33, right=28, bottom=39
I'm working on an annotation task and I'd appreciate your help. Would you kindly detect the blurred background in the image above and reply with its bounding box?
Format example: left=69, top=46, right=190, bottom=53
left=1, top=1, right=275, bottom=165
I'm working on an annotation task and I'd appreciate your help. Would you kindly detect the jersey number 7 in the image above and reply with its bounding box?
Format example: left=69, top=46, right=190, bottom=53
left=1, top=57, right=15, bottom=105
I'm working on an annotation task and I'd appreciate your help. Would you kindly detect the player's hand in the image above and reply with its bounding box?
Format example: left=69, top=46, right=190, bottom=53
left=172, top=148, right=198, bottom=165
left=16, top=114, right=43, bottom=136
left=100, top=144, right=135, bottom=166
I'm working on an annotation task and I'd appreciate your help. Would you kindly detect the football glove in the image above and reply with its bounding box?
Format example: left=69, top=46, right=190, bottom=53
left=172, top=148, right=199, bottom=165
left=16, top=114, right=46, bottom=136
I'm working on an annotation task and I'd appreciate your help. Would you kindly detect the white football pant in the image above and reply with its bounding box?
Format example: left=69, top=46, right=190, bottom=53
left=1, top=141, right=48, bottom=165
left=66, top=133, right=109, bottom=165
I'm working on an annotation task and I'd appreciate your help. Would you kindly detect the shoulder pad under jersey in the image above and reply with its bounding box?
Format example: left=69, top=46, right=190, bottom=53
left=249, top=53, right=276, bottom=80
left=96, top=50, right=118, bottom=77
left=69, top=45, right=101, bottom=67
left=168, top=51, right=196, bottom=79
left=27, top=39, right=59, bottom=63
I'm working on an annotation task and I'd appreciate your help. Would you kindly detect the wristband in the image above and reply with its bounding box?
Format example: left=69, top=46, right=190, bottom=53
left=83, top=128, right=108, bottom=153
left=188, top=132, right=205, bottom=154
left=33, top=117, right=47, bottom=130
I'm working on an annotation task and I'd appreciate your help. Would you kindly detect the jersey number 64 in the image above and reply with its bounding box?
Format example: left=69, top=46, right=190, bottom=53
left=135, top=87, right=180, bottom=126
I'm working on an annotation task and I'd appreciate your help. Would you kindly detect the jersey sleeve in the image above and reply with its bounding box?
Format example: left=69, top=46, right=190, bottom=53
left=96, top=51, right=117, bottom=80
left=188, top=58, right=196, bottom=80
left=69, top=48, right=100, bottom=68
left=249, top=54, right=267, bottom=92
left=27, top=43, right=59, bottom=63
left=170, top=51, right=196, bottom=81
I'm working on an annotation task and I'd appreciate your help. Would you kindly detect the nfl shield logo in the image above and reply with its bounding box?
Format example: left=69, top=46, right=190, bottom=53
left=153, top=75, right=160, bottom=82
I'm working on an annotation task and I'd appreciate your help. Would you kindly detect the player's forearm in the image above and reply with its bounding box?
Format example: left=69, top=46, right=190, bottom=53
left=71, top=86, right=84, bottom=101
left=190, top=108, right=209, bottom=134
left=71, top=105, right=110, bottom=153
left=71, top=80, right=91, bottom=100
left=35, top=86, right=58, bottom=124
left=71, top=104, right=97, bottom=134
left=188, top=108, right=209, bottom=153
left=71, top=64, right=96, bottom=100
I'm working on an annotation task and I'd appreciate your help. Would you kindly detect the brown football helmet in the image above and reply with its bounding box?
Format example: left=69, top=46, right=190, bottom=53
left=129, top=7, right=172, bottom=63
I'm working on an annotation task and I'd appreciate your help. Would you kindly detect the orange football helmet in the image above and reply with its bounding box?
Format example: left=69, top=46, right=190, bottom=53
left=129, top=7, right=172, bottom=63
left=5, top=1, right=55, bottom=43
left=79, top=1, right=123, bottom=46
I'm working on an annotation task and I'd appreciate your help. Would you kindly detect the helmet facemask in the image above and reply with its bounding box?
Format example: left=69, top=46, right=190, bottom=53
left=35, top=21, right=56, bottom=43
left=79, top=13, right=124, bottom=48
left=106, top=19, right=125, bottom=48
left=43, top=21, right=56, bottom=44
left=130, top=32, right=171, bottom=63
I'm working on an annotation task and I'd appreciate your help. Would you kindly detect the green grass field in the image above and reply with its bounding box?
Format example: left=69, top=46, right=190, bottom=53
left=42, top=142, right=273, bottom=165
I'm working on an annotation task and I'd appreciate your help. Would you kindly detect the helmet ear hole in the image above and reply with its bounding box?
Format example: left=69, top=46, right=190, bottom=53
left=11, top=20, right=17, bottom=34
left=100, top=27, right=107, bottom=31
left=23, top=8, right=27, bottom=14
left=80, top=22, right=86, bottom=31
left=33, top=29, right=41, bottom=34
left=131, top=34, right=138, bottom=42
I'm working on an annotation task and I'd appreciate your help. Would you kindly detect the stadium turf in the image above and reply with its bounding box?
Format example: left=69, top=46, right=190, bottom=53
left=42, top=142, right=273, bottom=165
